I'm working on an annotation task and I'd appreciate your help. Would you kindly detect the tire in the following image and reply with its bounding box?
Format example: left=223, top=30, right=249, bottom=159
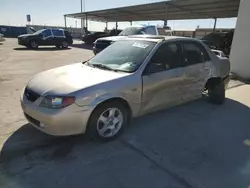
left=208, top=82, right=225, bottom=104
left=87, top=101, right=129, bottom=140
left=55, top=44, right=61, bottom=49
left=29, top=40, right=38, bottom=49
left=61, top=41, right=68, bottom=48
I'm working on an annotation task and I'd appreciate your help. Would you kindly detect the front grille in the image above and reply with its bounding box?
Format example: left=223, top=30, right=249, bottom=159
left=24, top=88, right=40, bottom=102
left=24, top=113, right=40, bottom=127
left=95, top=40, right=111, bottom=50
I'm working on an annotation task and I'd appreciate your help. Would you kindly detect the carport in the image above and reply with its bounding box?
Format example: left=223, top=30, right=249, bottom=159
left=64, top=0, right=240, bottom=32
left=65, top=0, right=250, bottom=80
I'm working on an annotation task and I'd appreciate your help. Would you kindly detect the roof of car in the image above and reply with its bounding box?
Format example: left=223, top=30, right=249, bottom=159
left=125, top=35, right=198, bottom=43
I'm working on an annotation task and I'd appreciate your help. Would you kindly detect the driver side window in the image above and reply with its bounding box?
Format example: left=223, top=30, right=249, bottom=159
left=146, top=42, right=182, bottom=74
left=41, top=29, right=52, bottom=38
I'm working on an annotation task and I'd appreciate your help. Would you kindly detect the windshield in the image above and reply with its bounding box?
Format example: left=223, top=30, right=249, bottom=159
left=119, top=27, right=143, bottom=36
left=33, top=29, right=46, bottom=35
left=88, top=40, right=156, bottom=72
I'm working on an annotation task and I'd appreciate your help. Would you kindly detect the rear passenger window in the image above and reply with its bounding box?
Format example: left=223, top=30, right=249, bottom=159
left=183, top=42, right=208, bottom=65
left=52, top=29, right=64, bottom=37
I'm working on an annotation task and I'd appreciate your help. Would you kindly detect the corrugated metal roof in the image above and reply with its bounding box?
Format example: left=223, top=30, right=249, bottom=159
left=65, top=0, right=240, bottom=22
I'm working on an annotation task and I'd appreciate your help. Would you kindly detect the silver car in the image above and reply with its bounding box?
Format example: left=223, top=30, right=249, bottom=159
left=21, top=36, right=230, bottom=140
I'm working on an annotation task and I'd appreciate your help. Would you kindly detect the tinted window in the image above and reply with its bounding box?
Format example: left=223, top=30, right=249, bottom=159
left=41, top=29, right=52, bottom=37
left=52, top=29, right=64, bottom=37
left=119, top=27, right=143, bottom=36
left=64, top=31, right=71, bottom=37
left=143, top=26, right=157, bottom=35
left=183, top=42, right=207, bottom=65
left=148, top=43, right=182, bottom=73
left=88, top=40, right=156, bottom=72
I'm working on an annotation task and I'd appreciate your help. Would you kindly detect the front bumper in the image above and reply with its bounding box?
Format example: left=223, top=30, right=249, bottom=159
left=20, top=91, right=95, bottom=136
left=18, top=38, right=28, bottom=46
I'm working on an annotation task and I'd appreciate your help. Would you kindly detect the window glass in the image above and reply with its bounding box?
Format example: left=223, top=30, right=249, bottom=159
left=118, top=27, right=143, bottom=36
left=88, top=40, right=156, bottom=72
left=183, top=42, right=207, bottom=65
left=148, top=43, right=182, bottom=73
left=143, top=26, right=157, bottom=35
left=52, top=29, right=64, bottom=37
left=41, top=29, right=52, bottom=37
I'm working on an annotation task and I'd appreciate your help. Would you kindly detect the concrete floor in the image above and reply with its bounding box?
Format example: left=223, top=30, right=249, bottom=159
left=0, top=39, right=250, bottom=188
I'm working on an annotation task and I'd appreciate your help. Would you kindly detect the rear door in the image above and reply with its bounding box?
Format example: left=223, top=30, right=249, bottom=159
left=141, top=42, right=185, bottom=114
left=180, top=41, right=211, bottom=101
left=51, top=29, right=65, bottom=45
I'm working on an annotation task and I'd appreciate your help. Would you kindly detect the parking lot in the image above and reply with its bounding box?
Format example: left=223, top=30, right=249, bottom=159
left=1, top=38, right=250, bottom=188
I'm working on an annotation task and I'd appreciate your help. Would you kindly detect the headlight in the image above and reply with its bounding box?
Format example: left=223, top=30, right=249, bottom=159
left=40, top=96, right=75, bottom=109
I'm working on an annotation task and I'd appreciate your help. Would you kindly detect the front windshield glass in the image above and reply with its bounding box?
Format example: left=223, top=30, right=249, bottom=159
left=33, top=29, right=46, bottom=35
left=119, top=27, right=143, bottom=36
left=88, top=40, right=156, bottom=72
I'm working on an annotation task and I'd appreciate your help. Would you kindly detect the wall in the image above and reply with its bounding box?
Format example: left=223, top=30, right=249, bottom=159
left=0, top=25, right=26, bottom=38
left=230, top=0, right=250, bottom=79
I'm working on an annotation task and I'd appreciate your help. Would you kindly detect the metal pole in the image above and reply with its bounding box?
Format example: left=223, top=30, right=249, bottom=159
left=213, top=18, right=217, bottom=33
left=86, top=14, right=88, bottom=30
left=116, top=11, right=119, bottom=31
left=81, top=0, right=83, bottom=33
left=164, top=4, right=169, bottom=27
left=64, top=15, right=67, bottom=28
left=130, top=21, right=132, bottom=26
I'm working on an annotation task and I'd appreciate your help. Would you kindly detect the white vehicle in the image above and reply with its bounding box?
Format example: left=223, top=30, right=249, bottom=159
left=0, top=33, right=5, bottom=42
left=211, top=49, right=227, bottom=58
left=93, top=25, right=159, bottom=54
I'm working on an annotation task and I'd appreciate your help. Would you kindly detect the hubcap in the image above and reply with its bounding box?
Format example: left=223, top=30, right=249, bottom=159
left=31, top=41, right=37, bottom=48
left=62, top=41, right=67, bottom=47
left=97, top=108, right=123, bottom=138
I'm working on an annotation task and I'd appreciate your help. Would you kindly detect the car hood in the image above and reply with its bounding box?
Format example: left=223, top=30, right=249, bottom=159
left=27, top=63, right=129, bottom=96
left=96, top=36, right=128, bottom=42
left=18, top=34, right=36, bottom=38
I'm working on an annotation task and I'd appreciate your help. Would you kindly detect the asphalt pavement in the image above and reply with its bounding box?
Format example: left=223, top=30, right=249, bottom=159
left=0, top=39, right=250, bottom=188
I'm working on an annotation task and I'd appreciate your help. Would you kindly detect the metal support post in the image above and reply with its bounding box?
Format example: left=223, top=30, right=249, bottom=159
left=64, top=15, right=67, bottom=28
left=164, top=4, right=169, bottom=27
left=213, top=18, right=217, bottom=32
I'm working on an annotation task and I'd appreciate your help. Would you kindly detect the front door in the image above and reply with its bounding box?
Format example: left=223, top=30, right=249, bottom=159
left=40, top=29, right=53, bottom=45
left=141, top=42, right=185, bottom=114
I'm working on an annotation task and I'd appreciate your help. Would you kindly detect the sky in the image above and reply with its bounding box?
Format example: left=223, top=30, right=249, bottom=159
left=0, top=0, right=237, bottom=31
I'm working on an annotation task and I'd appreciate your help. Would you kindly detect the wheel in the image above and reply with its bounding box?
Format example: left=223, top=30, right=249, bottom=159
left=29, top=40, right=38, bottom=49
left=55, top=44, right=61, bottom=49
left=87, top=101, right=129, bottom=140
left=61, top=41, right=68, bottom=48
left=208, top=82, right=225, bottom=104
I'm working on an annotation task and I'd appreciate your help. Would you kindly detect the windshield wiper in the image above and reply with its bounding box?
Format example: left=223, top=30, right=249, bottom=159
left=91, top=63, right=118, bottom=72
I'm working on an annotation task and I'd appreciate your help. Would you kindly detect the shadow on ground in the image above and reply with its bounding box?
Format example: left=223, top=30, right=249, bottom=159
left=1, top=98, right=250, bottom=188
left=70, top=43, right=93, bottom=50
left=13, top=47, right=71, bottom=51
